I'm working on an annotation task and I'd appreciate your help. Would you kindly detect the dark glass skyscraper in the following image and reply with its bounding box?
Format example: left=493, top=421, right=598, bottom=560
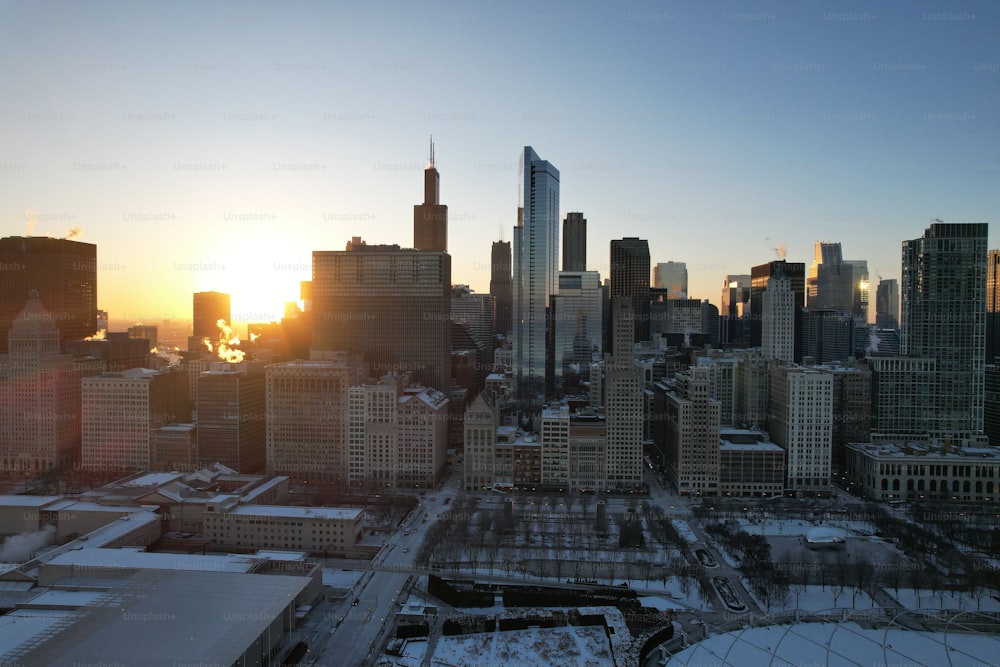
left=192, top=291, right=230, bottom=339
left=312, top=238, right=451, bottom=392
left=0, top=236, right=97, bottom=353
left=875, top=278, right=900, bottom=330
left=413, top=138, right=447, bottom=252
left=512, top=146, right=559, bottom=400
left=562, top=212, right=586, bottom=272
left=900, top=222, right=987, bottom=436
left=490, top=240, right=512, bottom=336
left=610, top=238, right=650, bottom=344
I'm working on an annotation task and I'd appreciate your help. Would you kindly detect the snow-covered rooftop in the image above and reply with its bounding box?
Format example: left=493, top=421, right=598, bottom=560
left=42, top=548, right=258, bottom=573
left=229, top=505, right=363, bottom=521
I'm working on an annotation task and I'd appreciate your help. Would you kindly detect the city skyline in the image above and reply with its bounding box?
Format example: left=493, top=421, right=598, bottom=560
left=2, top=1, right=997, bottom=325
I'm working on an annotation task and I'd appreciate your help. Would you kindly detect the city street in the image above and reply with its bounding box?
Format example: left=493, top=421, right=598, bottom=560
left=306, top=470, right=463, bottom=666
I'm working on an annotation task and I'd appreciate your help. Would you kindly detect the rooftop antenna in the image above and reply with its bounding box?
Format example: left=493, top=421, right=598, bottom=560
left=429, top=135, right=435, bottom=168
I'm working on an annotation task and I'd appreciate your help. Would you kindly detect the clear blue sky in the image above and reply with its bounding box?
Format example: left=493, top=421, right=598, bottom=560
left=1, top=0, right=997, bottom=327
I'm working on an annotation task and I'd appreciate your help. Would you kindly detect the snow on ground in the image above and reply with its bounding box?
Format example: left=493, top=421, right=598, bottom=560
left=384, top=638, right=427, bottom=666
left=671, top=519, right=698, bottom=543
left=734, top=517, right=876, bottom=537
left=640, top=596, right=688, bottom=611
left=634, top=579, right=712, bottom=611
left=431, top=625, right=612, bottom=666
left=888, top=588, right=1000, bottom=612
left=776, top=585, right=877, bottom=613
left=321, top=568, right=364, bottom=589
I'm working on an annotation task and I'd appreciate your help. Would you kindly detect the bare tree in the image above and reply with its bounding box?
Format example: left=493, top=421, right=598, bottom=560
left=907, top=564, right=928, bottom=608
left=830, top=551, right=850, bottom=607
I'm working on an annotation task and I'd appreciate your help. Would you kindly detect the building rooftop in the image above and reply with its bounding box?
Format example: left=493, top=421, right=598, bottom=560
left=5, top=569, right=311, bottom=666
left=120, top=472, right=181, bottom=488
left=229, top=505, right=363, bottom=521
left=41, top=548, right=259, bottom=574
left=0, top=496, right=62, bottom=508
left=720, top=441, right=784, bottom=452
left=847, top=441, right=1000, bottom=460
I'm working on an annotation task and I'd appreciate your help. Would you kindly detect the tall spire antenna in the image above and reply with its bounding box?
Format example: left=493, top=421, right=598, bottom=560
left=429, top=135, right=435, bottom=168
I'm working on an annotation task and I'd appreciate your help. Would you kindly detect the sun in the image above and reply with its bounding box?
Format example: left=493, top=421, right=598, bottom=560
left=202, top=234, right=312, bottom=331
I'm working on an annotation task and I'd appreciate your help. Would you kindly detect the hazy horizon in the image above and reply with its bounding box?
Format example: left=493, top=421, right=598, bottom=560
left=2, top=0, right=997, bottom=326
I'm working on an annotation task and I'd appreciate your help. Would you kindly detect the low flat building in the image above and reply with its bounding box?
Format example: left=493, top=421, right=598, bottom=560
left=6, top=568, right=316, bottom=667
left=718, top=429, right=785, bottom=498
left=844, top=437, right=1000, bottom=503
left=203, top=496, right=364, bottom=554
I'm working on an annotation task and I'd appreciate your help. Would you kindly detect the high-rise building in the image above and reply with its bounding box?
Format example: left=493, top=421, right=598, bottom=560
left=312, top=238, right=451, bottom=392
left=654, top=261, right=688, bottom=299
left=693, top=351, right=739, bottom=426
left=610, top=238, right=650, bottom=344
left=769, top=365, right=833, bottom=495
left=127, top=325, right=158, bottom=350
left=720, top=274, right=751, bottom=346
left=987, top=251, right=1000, bottom=363
left=901, top=222, right=987, bottom=436
left=762, top=271, right=794, bottom=363
left=265, top=352, right=367, bottom=483
left=490, top=240, right=513, bottom=337
left=802, top=309, right=853, bottom=364
left=562, top=212, right=586, bottom=272
left=750, top=260, right=805, bottom=349
left=815, top=363, right=871, bottom=471
left=869, top=356, right=937, bottom=436
left=0, top=236, right=98, bottom=353
left=463, top=392, right=497, bottom=491
left=0, top=292, right=94, bottom=473
left=512, top=146, right=560, bottom=400
left=875, top=278, right=900, bottom=330
left=551, top=271, right=603, bottom=392
left=192, top=291, right=230, bottom=347
left=413, top=138, right=447, bottom=252
left=196, top=361, right=266, bottom=473
left=346, top=376, right=448, bottom=488
left=604, top=297, right=644, bottom=490
left=663, top=367, right=721, bottom=496
left=81, top=368, right=189, bottom=472
left=985, top=365, right=1000, bottom=447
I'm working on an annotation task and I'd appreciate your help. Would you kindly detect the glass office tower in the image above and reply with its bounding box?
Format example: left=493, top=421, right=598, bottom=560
left=512, top=146, right=559, bottom=401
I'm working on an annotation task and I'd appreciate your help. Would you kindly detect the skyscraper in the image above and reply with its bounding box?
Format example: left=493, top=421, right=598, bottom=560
left=512, top=146, right=559, bottom=401
left=610, top=238, right=650, bottom=344
left=0, top=236, right=98, bottom=353
left=265, top=352, right=367, bottom=483
left=750, top=260, right=805, bottom=354
left=490, top=240, right=513, bottom=336
left=192, top=291, right=230, bottom=341
left=562, top=212, right=586, bottom=272
left=762, top=271, right=795, bottom=363
left=654, top=261, right=688, bottom=299
left=769, top=365, right=833, bottom=495
left=987, top=250, right=1000, bottom=363
left=312, top=238, right=451, bottom=392
left=900, top=222, right=987, bottom=436
left=875, top=278, right=900, bottom=330
left=605, top=297, right=644, bottom=491
left=197, top=361, right=266, bottom=473
left=81, top=368, right=189, bottom=472
left=807, top=242, right=869, bottom=322
left=413, top=138, right=447, bottom=252
left=663, top=367, right=721, bottom=496
left=552, top=271, right=603, bottom=392
left=0, top=292, right=92, bottom=473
